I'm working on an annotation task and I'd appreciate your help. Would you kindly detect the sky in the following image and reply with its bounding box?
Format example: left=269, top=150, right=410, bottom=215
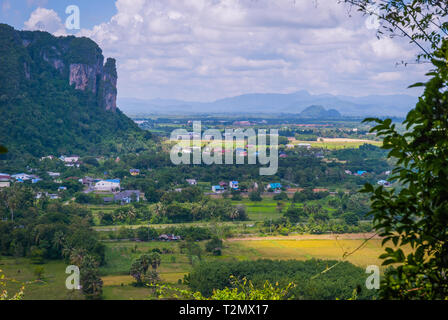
left=0, top=0, right=428, bottom=101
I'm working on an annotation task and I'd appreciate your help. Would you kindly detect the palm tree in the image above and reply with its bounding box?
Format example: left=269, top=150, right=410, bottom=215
left=113, top=208, right=126, bottom=222
left=52, top=231, right=65, bottom=253
left=69, top=248, right=87, bottom=266
left=127, top=206, right=137, bottom=221
left=149, top=252, right=161, bottom=271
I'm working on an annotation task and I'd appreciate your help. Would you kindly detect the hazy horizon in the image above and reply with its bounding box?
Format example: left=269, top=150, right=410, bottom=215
left=0, top=0, right=429, bottom=103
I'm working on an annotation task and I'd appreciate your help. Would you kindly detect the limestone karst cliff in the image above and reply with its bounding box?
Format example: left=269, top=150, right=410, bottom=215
left=0, top=23, right=148, bottom=158
left=0, top=24, right=117, bottom=112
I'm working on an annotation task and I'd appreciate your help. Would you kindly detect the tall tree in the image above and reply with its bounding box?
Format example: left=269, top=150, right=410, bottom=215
left=79, top=254, right=103, bottom=300
left=344, top=0, right=448, bottom=299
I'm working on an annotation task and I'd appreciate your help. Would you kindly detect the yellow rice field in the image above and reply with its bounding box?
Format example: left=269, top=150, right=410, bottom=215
left=229, top=239, right=410, bottom=267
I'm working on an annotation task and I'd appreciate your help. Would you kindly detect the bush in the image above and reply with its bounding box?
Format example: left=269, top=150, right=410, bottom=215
left=205, top=237, right=223, bottom=253
left=34, top=266, right=45, bottom=280
left=29, top=247, right=45, bottom=264
left=185, top=259, right=378, bottom=300
left=249, top=191, right=262, bottom=202
left=273, top=192, right=289, bottom=201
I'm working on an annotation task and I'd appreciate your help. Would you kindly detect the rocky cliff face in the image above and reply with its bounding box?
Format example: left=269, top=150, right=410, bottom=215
left=69, top=63, right=100, bottom=93
left=1, top=25, right=118, bottom=112
left=67, top=55, right=117, bottom=112
left=0, top=24, right=144, bottom=159
left=98, top=58, right=118, bottom=111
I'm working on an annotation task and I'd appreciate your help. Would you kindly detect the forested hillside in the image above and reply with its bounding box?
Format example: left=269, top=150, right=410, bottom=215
left=0, top=24, right=151, bottom=160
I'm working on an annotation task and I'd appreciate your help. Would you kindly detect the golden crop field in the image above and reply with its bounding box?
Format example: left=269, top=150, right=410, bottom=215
left=228, top=239, right=410, bottom=268
left=294, top=139, right=382, bottom=150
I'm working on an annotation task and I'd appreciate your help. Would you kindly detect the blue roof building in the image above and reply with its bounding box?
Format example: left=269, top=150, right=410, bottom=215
left=268, top=183, right=282, bottom=189
left=230, top=181, right=239, bottom=189
left=105, top=179, right=121, bottom=183
left=212, top=185, right=224, bottom=193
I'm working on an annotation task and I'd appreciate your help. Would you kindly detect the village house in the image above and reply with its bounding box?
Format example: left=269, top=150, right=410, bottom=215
left=60, top=155, right=80, bottom=167
left=377, top=180, right=391, bottom=187
left=186, top=179, right=197, bottom=185
left=229, top=181, right=239, bottom=190
left=47, top=172, right=60, bottom=177
left=81, top=176, right=95, bottom=187
left=212, top=185, right=225, bottom=193
left=266, top=183, right=282, bottom=192
left=94, top=179, right=121, bottom=192
left=158, top=234, right=182, bottom=241
left=114, top=190, right=141, bottom=204
left=32, top=177, right=42, bottom=184
left=60, top=155, right=80, bottom=163
left=65, top=163, right=80, bottom=168
left=297, top=143, right=311, bottom=149
left=11, top=173, right=32, bottom=181
left=0, top=173, right=11, bottom=188
left=129, top=169, right=140, bottom=176
left=36, top=192, right=60, bottom=200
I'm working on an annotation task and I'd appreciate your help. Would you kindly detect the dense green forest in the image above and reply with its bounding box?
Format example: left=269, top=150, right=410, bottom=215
left=185, top=259, right=377, bottom=300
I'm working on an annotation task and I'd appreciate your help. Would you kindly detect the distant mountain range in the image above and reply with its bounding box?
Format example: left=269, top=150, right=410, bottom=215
left=299, top=105, right=341, bottom=119
left=118, top=90, right=418, bottom=117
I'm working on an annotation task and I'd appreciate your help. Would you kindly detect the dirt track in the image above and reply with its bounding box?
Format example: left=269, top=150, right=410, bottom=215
left=226, top=233, right=381, bottom=242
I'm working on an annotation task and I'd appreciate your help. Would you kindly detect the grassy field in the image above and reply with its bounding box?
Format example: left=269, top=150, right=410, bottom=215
left=165, top=137, right=382, bottom=151
left=1, top=235, right=400, bottom=300
left=294, top=139, right=382, bottom=150
left=0, top=258, right=84, bottom=300
left=91, top=199, right=289, bottom=231
left=229, top=239, right=391, bottom=267
left=233, top=199, right=282, bottom=221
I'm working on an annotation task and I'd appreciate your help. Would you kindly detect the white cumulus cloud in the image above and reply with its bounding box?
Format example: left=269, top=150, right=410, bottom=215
left=24, top=0, right=428, bottom=101
left=24, top=7, right=66, bottom=36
